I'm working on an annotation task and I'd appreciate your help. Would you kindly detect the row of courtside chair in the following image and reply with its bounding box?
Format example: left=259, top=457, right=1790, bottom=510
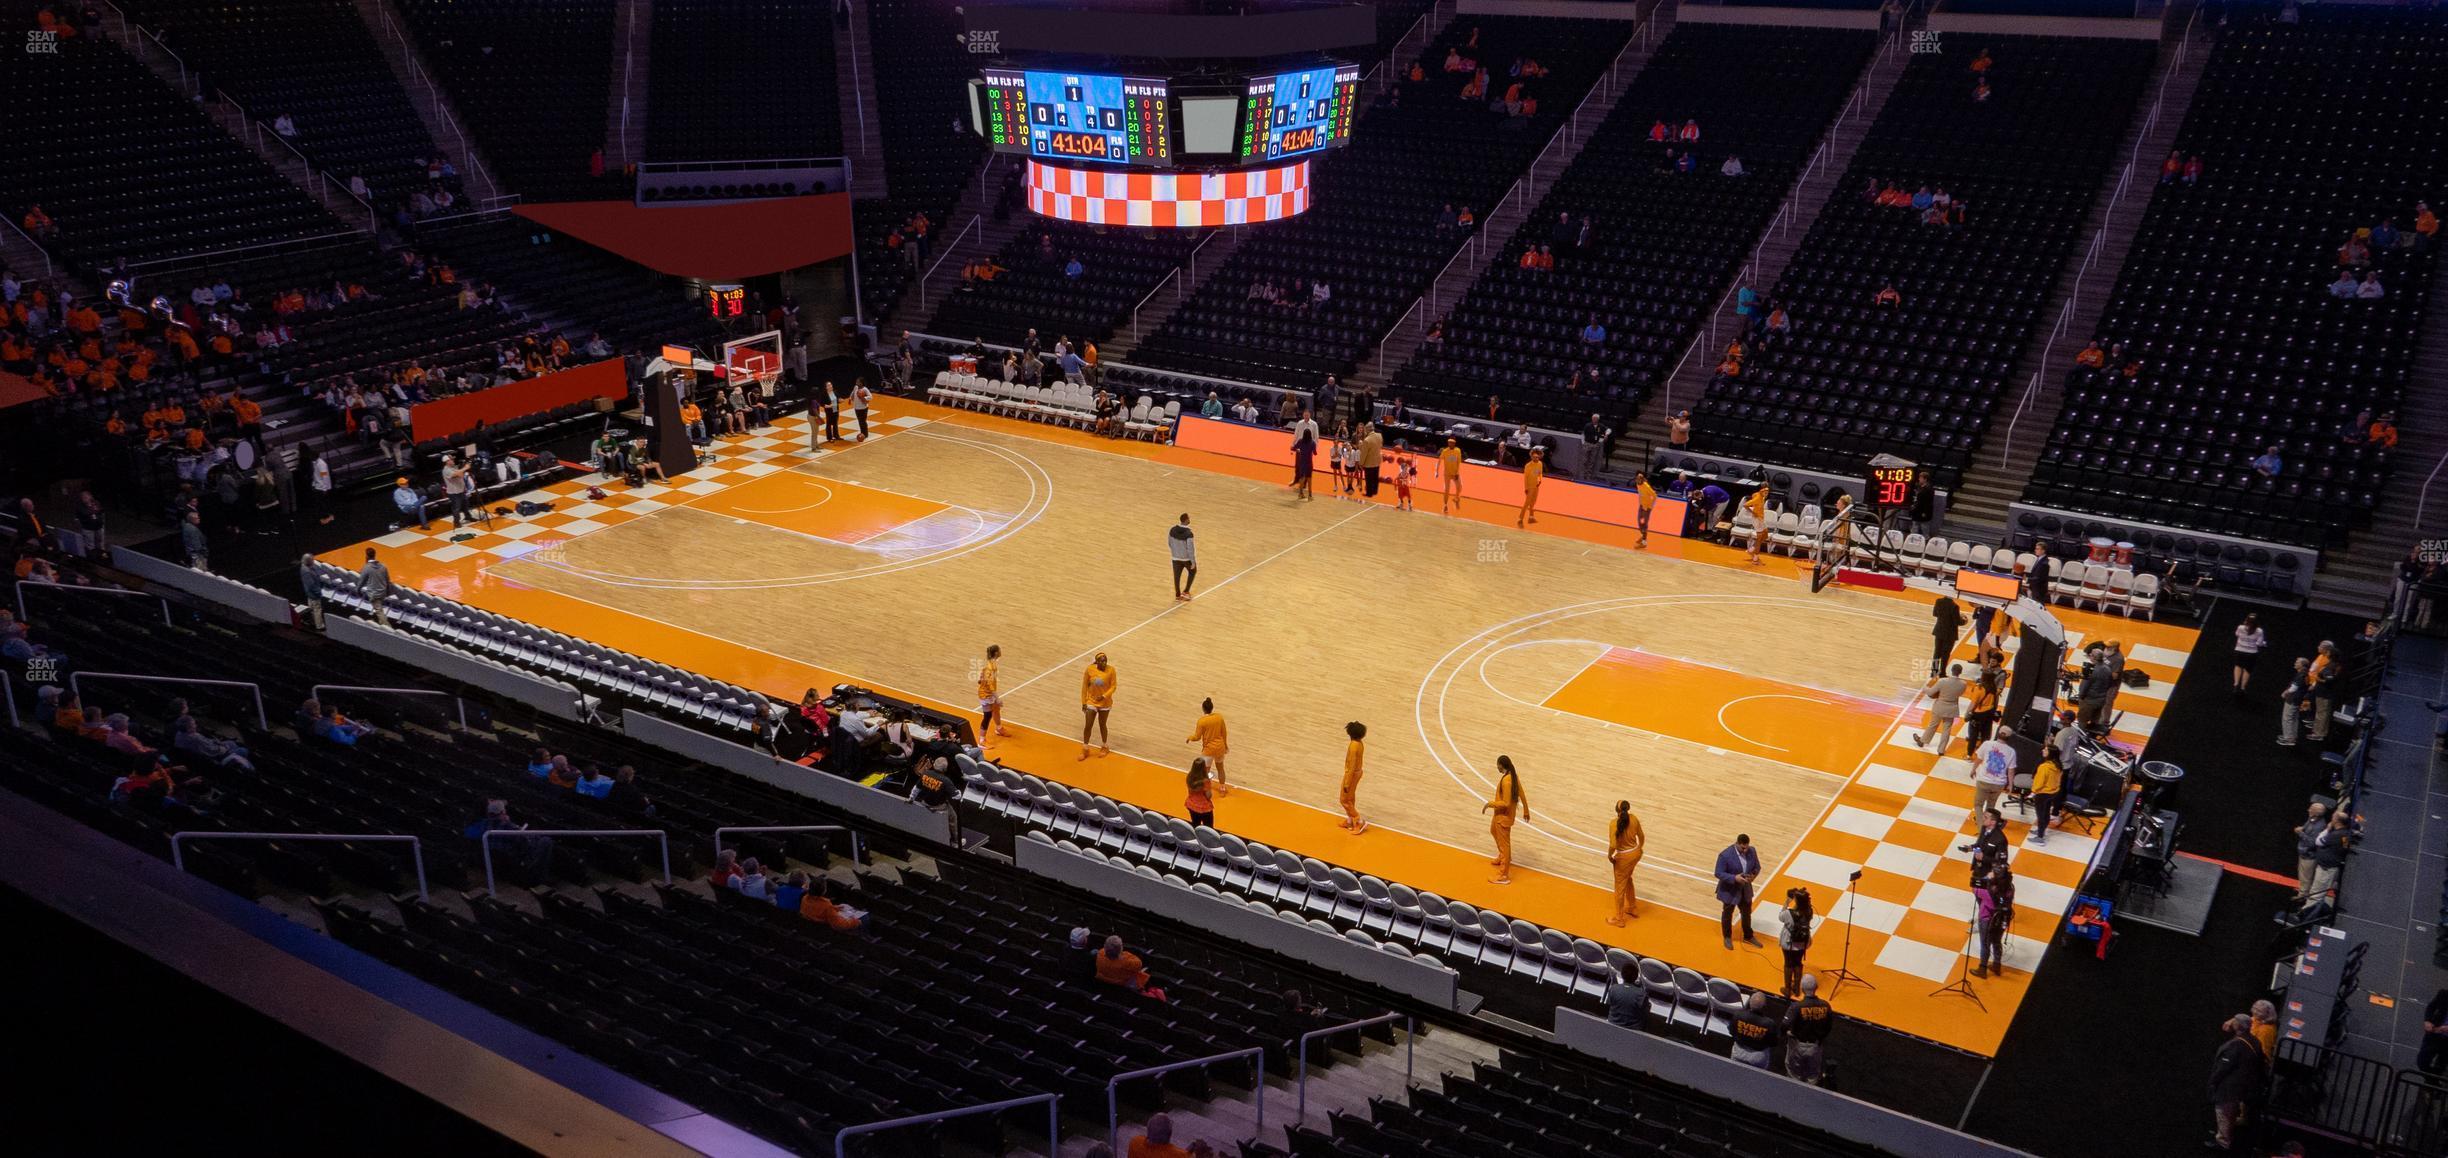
left=1723, top=511, right=2164, bottom=619
left=928, top=370, right=1179, bottom=439
left=305, top=561, right=771, bottom=734
left=959, top=753, right=1772, bottom=1040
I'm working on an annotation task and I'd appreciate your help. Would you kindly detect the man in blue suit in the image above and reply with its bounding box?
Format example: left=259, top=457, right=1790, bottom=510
left=1716, top=834, right=1763, bottom=950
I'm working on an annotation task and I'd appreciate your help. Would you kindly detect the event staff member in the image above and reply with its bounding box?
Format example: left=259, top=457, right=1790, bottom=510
left=2027, top=750, right=2062, bottom=846
left=1931, top=595, right=1962, bottom=676
left=1079, top=653, right=1117, bottom=760
left=1716, top=834, right=1762, bottom=949
left=1782, top=976, right=1833, bottom=1084
left=1168, top=514, right=1197, bottom=601
left=1729, top=992, right=1778, bottom=1069
left=909, top=756, right=964, bottom=846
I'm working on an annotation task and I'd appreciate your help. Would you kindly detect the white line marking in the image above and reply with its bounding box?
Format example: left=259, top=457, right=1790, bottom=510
left=1002, top=503, right=1376, bottom=698
left=1715, top=693, right=1833, bottom=754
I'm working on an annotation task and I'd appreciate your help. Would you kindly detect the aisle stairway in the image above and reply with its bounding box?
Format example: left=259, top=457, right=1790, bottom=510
left=1944, top=4, right=2215, bottom=537
left=1609, top=11, right=1915, bottom=475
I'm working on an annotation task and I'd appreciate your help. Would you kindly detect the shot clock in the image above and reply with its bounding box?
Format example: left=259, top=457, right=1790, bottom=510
left=1867, top=454, right=1923, bottom=512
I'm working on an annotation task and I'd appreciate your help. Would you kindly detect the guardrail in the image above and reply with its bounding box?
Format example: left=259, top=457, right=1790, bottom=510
left=369, top=0, right=503, bottom=203
left=1106, top=1048, right=1264, bottom=1155
left=2413, top=447, right=2448, bottom=530
left=916, top=215, right=985, bottom=311
left=481, top=828, right=671, bottom=895
left=122, top=230, right=365, bottom=277
left=1296, top=1013, right=1413, bottom=1123
left=1132, top=266, right=1183, bottom=341
left=0, top=213, right=54, bottom=278
left=70, top=672, right=267, bottom=731
left=16, top=581, right=168, bottom=627
left=712, top=824, right=860, bottom=866
left=311, top=684, right=466, bottom=730
left=171, top=831, right=429, bottom=901
left=835, top=1093, right=1058, bottom=1158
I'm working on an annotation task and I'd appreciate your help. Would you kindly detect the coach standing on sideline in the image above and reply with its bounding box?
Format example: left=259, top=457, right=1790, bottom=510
left=1931, top=594, right=1962, bottom=676
left=1716, top=834, right=1762, bottom=950
left=1169, top=514, right=1198, bottom=601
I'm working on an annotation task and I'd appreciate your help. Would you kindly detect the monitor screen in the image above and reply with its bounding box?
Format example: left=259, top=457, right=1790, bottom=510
left=979, top=69, right=1171, bottom=166
left=1238, top=62, right=1359, bottom=162
left=1179, top=95, right=1242, bottom=155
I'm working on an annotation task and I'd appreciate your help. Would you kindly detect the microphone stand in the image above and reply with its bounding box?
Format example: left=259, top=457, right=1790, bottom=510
left=1825, top=872, right=1875, bottom=997
left=1930, top=917, right=1988, bottom=1011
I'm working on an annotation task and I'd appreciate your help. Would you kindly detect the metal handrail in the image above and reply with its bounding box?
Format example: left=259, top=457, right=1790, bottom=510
left=0, top=214, right=53, bottom=278
left=835, top=1093, right=1057, bottom=1158
left=713, top=825, right=859, bottom=866
left=68, top=672, right=266, bottom=731
left=16, top=580, right=169, bottom=626
left=1188, top=226, right=1221, bottom=284
left=1296, top=1013, right=1414, bottom=1123
left=482, top=828, right=671, bottom=895
left=311, top=684, right=466, bottom=730
left=1106, top=1048, right=1263, bottom=1155
left=916, top=214, right=985, bottom=310
left=122, top=230, right=364, bottom=275
left=1132, top=267, right=1183, bottom=341
left=172, top=831, right=428, bottom=901
left=2413, top=447, right=2448, bottom=530
left=324, top=173, right=379, bottom=234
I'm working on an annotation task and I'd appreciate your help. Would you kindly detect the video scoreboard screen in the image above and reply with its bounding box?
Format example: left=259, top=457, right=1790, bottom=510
left=1238, top=63, right=1360, bottom=162
left=979, top=69, right=1171, bottom=167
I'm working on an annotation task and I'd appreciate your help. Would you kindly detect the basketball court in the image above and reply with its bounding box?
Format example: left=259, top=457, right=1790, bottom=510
left=331, top=393, right=2201, bottom=1054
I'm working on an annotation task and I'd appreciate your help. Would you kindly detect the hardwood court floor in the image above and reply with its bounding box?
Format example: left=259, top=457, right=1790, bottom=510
left=336, top=396, right=2202, bottom=1054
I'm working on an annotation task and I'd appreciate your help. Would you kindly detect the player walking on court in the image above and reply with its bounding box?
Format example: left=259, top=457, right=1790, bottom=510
left=1439, top=438, right=1464, bottom=514
left=1339, top=721, right=1368, bottom=833
left=1168, top=514, right=1198, bottom=601
left=1606, top=800, right=1645, bottom=925
left=1745, top=486, right=1770, bottom=564
left=1634, top=471, right=1657, bottom=548
left=1516, top=447, right=1544, bottom=527
left=1079, top=652, right=1117, bottom=759
left=1393, top=445, right=1417, bottom=512
left=1186, top=697, right=1229, bottom=795
left=1482, top=756, right=1528, bottom=884
left=976, top=644, right=1009, bottom=742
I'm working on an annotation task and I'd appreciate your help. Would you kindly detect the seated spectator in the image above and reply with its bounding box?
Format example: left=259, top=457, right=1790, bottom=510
left=102, top=713, right=154, bottom=758
left=708, top=848, right=743, bottom=889
left=1721, top=155, right=1746, bottom=178
left=798, top=877, right=865, bottom=931
left=525, top=748, right=557, bottom=777
left=2370, top=413, right=2400, bottom=449
left=1604, top=967, right=1647, bottom=1030
left=1873, top=284, right=1901, bottom=308
left=546, top=756, right=581, bottom=790
left=2252, top=446, right=2285, bottom=478
left=172, top=715, right=253, bottom=771
left=2075, top=340, right=2105, bottom=368
left=469, top=799, right=549, bottom=877
left=2339, top=233, right=2372, bottom=267
left=605, top=765, right=655, bottom=815
left=2328, top=271, right=2359, bottom=298
left=2415, top=202, right=2437, bottom=248
left=774, top=870, right=811, bottom=912
left=1094, top=934, right=1150, bottom=989
left=301, top=699, right=373, bottom=745
left=2357, top=272, right=2385, bottom=300
left=1128, top=1113, right=1193, bottom=1158
left=1229, top=397, right=1260, bottom=424
left=733, top=857, right=772, bottom=900
left=1199, top=391, right=1223, bottom=419
left=2182, top=155, right=2203, bottom=185
left=575, top=765, right=614, bottom=799
left=1579, top=317, right=1606, bottom=345
left=2159, top=150, right=2183, bottom=185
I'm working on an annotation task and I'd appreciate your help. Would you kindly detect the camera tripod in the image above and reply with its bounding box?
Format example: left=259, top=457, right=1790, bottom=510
left=1825, top=870, right=1875, bottom=997
left=1930, top=917, right=1988, bottom=1011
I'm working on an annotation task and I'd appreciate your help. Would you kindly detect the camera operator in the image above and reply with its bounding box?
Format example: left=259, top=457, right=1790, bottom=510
left=1777, top=887, right=1815, bottom=997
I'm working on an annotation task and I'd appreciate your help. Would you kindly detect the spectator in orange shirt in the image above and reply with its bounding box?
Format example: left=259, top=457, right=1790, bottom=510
left=1126, top=1114, right=1193, bottom=1158
left=1873, top=284, right=1901, bottom=308
left=797, top=877, right=865, bottom=931
left=1093, top=934, right=1148, bottom=989
left=2369, top=413, right=2399, bottom=448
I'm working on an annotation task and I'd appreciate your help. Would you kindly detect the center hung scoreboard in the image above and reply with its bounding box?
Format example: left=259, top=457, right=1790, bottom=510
left=969, top=60, right=1359, bottom=226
